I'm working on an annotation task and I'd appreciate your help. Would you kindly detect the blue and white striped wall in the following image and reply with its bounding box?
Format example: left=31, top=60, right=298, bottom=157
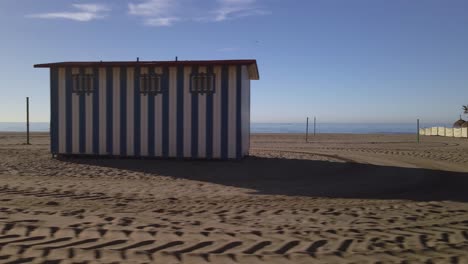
left=49, top=65, right=251, bottom=159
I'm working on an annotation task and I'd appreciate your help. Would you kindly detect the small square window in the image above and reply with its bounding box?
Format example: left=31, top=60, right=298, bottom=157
left=72, top=74, right=94, bottom=95
left=191, top=73, right=214, bottom=94
left=140, top=74, right=162, bottom=95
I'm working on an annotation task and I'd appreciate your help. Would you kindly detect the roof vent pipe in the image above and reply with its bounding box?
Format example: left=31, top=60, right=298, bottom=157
left=175, top=56, right=178, bottom=62
left=137, top=57, right=139, bottom=62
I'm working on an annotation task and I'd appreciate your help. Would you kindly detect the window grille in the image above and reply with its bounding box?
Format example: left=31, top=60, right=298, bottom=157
left=140, top=74, right=163, bottom=95
left=191, top=73, right=215, bottom=94
left=72, top=74, right=94, bottom=95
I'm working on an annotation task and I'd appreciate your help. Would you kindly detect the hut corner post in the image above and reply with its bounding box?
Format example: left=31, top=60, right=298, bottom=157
left=417, top=119, right=420, bottom=143
left=26, top=97, right=30, bottom=145
left=306, top=117, right=309, bottom=142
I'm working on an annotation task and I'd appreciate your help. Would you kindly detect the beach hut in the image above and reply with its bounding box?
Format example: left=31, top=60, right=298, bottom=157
left=34, top=59, right=260, bottom=159
left=462, top=123, right=468, bottom=138
left=446, top=128, right=454, bottom=137
left=425, top=128, right=431, bottom=136
left=437, top=127, right=445, bottom=136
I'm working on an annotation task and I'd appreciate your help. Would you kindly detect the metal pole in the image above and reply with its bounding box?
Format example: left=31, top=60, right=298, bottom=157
left=417, top=119, right=420, bottom=143
left=314, top=116, right=316, bottom=136
left=26, top=97, right=30, bottom=145
left=306, top=117, right=309, bottom=142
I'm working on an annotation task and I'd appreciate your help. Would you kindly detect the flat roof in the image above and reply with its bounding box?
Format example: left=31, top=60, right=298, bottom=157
left=34, top=59, right=259, bottom=80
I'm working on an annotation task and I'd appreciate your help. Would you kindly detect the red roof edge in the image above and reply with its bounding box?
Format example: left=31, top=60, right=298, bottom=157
left=34, top=60, right=259, bottom=80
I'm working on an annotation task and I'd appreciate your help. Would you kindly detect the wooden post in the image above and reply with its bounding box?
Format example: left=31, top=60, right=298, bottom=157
left=417, top=119, right=420, bottom=143
left=26, top=97, right=30, bottom=145
left=306, top=117, right=309, bottom=142
left=314, top=116, right=316, bottom=136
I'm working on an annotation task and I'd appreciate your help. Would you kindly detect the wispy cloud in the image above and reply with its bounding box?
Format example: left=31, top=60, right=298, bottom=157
left=128, top=0, right=269, bottom=26
left=128, top=0, right=173, bottom=17
left=213, top=0, right=270, bottom=22
left=145, top=17, right=180, bottom=27
left=129, top=0, right=180, bottom=26
left=28, top=3, right=110, bottom=22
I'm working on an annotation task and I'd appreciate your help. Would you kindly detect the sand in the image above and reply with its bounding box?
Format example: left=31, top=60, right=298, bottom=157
left=0, top=132, right=467, bottom=263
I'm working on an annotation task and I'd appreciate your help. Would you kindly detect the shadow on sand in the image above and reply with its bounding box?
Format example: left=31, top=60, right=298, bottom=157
left=62, top=156, right=468, bottom=202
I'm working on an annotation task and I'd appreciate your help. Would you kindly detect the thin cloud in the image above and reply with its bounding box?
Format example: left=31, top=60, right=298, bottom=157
left=27, top=4, right=110, bottom=22
left=145, top=17, right=180, bottom=27
left=128, top=0, right=269, bottom=26
left=128, top=0, right=174, bottom=17
left=213, top=0, right=270, bottom=21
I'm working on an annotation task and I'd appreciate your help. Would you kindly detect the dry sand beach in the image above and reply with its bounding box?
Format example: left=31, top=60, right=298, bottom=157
left=0, top=132, right=468, bottom=263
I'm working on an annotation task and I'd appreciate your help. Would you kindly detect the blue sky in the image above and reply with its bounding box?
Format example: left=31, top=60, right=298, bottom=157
left=1, top=0, right=467, bottom=123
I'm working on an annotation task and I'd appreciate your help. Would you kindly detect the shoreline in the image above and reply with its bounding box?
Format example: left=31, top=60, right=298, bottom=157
left=0, top=121, right=453, bottom=135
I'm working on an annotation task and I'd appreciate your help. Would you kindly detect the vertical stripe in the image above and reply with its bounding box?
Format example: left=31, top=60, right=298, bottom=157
left=113, top=67, right=121, bottom=155
left=134, top=67, right=141, bottom=157
left=162, top=66, right=169, bottom=157
left=127, top=67, right=135, bottom=156
left=220, top=65, right=229, bottom=159
left=228, top=66, right=237, bottom=159
left=50, top=68, right=59, bottom=154
left=191, top=66, right=199, bottom=158
left=85, top=68, right=94, bottom=154
left=106, top=67, right=113, bottom=154
left=176, top=65, right=184, bottom=158
left=99, top=68, right=107, bottom=155
left=205, top=66, right=214, bottom=159
left=59, top=68, right=67, bottom=154
left=155, top=67, right=163, bottom=157
left=120, top=67, right=127, bottom=156
left=169, top=67, right=177, bottom=157
left=65, top=68, right=73, bottom=154
left=148, top=67, right=155, bottom=156
left=246, top=68, right=251, bottom=154
left=183, top=66, right=192, bottom=158
left=93, top=67, right=100, bottom=155
left=140, top=67, right=148, bottom=156
left=198, top=66, right=207, bottom=158
left=79, top=68, right=86, bottom=154
left=212, top=66, right=222, bottom=159
left=72, top=68, right=80, bottom=154
left=241, top=66, right=250, bottom=156
left=236, top=65, right=242, bottom=159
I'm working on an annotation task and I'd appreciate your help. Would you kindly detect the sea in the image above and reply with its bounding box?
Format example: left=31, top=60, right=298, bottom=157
left=0, top=122, right=452, bottom=134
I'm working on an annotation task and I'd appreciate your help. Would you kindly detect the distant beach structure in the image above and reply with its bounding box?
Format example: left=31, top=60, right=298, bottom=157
left=34, top=59, right=259, bottom=159
left=420, top=119, right=468, bottom=138
left=453, top=118, right=465, bottom=128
